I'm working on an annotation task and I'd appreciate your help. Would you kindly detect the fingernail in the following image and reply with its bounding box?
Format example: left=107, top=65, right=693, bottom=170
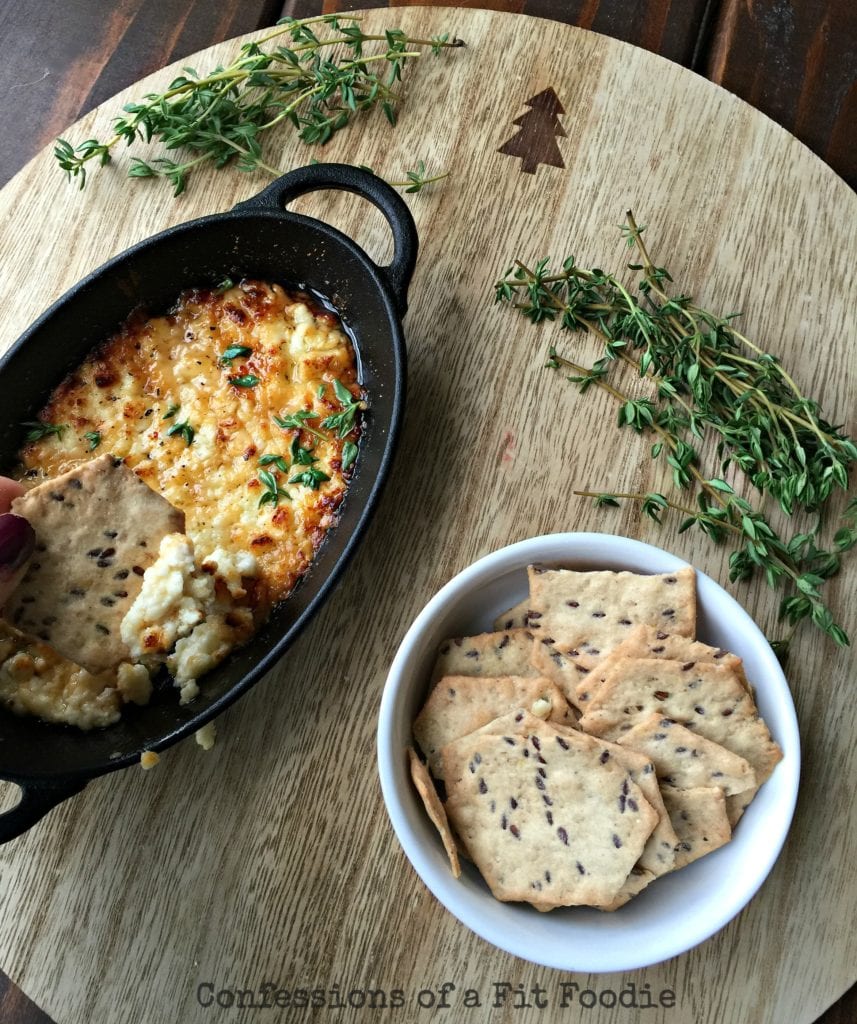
left=0, top=515, right=36, bottom=573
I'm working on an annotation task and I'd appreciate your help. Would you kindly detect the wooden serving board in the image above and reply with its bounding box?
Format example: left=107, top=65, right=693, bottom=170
left=0, top=9, right=854, bottom=1023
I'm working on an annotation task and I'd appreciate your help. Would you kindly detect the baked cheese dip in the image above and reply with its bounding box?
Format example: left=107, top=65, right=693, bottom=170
left=0, top=280, right=362, bottom=729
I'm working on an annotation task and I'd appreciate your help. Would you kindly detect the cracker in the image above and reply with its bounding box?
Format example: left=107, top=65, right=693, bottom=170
left=725, top=787, right=758, bottom=828
left=431, top=629, right=538, bottom=683
left=532, top=868, right=656, bottom=913
left=578, top=658, right=783, bottom=786
left=526, top=566, right=696, bottom=702
left=477, top=714, right=677, bottom=878
left=510, top=717, right=676, bottom=877
left=617, top=713, right=757, bottom=796
left=413, top=675, right=568, bottom=778
left=493, top=598, right=530, bottom=631
left=6, top=455, right=185, bottom=673
left=597, top=867, right=657, bottom=911
left=661, top=787, right=732, bottom=869
left=408, top=747, right=461, bottom=879
left=574, top=625, right=745, bottom=710
left=595, top=740, right=677, bottom=877
left=441, top=714, right=658, bottom=907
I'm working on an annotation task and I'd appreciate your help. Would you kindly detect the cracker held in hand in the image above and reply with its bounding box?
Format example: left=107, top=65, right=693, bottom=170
left=5, top=455, right=185, bottom=674
left=526, top=566, right=696, bottom=704
left=617, top=713, right=757, bottom=796
left=414, top=674, right=567, bottom=779
left=408, top=747, right=460, bottom=879
left=574, top=624, right=744, bottom=710
left=431, top=629, right=538, bottom=683
left=441, top=713, right=658, bottom=907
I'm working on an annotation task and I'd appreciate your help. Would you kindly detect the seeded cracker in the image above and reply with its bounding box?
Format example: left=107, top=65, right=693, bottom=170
left=526, top=566, right=696, bottom=705
left=471, top=712, right=677, bottom=879
left=441, top=714, right=658, bottom=907
left=492, top=597, right=530, bottom=631
left=577, top=658, right=783, bottom=786
left=661, top=787, right=732, bottom=869
left=574, top=624, right=745, bottom=710
left=617, top=713, right=757, bottom=796
left=431, top=629, right=539, bottom=683
left=5, top=455, right=185, bottom=674
left=725, top=788, right=758, bottom=829
left=413, top=675, right=568, bottom=779
left=408, top=747, right=461, bottom=878
left=592, top=738, right=677, bottom=878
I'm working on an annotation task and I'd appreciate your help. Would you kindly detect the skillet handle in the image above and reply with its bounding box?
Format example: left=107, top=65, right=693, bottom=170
left=0, top=778, right=86, bottom=845
left=234, top=164, right=418, bottom=316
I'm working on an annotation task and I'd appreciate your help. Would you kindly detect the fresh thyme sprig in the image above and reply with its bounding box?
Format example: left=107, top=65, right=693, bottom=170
left=311, top=158, right=449, bottom=193
left=258, top=469, right=290, bottom=508
left=22, top=421, right=66, bottom=443
left=55, top=14, right=463, bottom=196
left=166, top=420, right=195, bottom=446
left=273, top=409, right=327, bottom=444
left=495, top=214, right=856, bottom=654
left=320, top=378, right=363, bottom=437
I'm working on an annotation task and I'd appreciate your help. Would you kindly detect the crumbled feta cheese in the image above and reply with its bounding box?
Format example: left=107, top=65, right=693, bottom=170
left=531, top=698, right=553, bottom=719
left=116, top=662, right=152, bottom=706
left=120, top=533, right=215, bottom=659
left=204, top=546, right=258, bottom=598
left=195, top=722, right=217, bottom=751
left=168, top=614, right=237, bottom=700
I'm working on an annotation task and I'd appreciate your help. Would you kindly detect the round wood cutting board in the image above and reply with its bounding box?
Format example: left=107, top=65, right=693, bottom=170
left=0, top=9, right=854, bottom=1024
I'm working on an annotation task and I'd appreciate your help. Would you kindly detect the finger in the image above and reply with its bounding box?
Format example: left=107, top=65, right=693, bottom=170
left=0, top=478, right=25, bottom=515
left=0, top=514, right=36, bottom=608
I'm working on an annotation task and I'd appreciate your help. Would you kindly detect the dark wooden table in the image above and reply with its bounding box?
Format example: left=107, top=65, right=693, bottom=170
left=0, top=2, right=853, bottom=1022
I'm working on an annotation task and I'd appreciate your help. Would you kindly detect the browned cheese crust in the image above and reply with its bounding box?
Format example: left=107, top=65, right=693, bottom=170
left=15, top=280, right=360, bottom=619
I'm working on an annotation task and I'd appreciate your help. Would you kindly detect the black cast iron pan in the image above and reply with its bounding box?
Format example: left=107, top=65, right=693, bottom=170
left=0, top=163, right=416, bottom=843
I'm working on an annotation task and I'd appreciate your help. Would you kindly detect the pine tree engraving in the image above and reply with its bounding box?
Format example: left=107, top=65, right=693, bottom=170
left=498, top=87, right=566, bottom=175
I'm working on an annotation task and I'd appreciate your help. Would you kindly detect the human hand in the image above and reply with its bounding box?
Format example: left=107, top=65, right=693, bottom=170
left=0, top=479, right=35, bottom=608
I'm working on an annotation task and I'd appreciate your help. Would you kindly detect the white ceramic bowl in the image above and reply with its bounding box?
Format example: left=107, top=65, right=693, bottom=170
left=377, top=533, right=800, bottom=972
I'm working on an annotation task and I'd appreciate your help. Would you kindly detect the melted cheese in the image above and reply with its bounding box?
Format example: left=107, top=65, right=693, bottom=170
left=3, top=281, right=359, bottom=727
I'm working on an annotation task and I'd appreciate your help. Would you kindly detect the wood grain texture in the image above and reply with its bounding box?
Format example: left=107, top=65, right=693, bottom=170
left=0, top=9, right=855, bottom=1024
left=705, top=0, right=857, bottom=189
left=291, top=0, right=712, bottom=65
left=0, top=0, right=281, bottom=187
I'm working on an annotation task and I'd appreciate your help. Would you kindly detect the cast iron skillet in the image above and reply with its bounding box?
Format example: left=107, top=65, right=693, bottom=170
left=0, top=163, right=416, bottom=843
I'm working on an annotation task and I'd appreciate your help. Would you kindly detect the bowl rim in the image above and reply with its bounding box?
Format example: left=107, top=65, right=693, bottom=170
left=377, top=531, right=801, bottom=972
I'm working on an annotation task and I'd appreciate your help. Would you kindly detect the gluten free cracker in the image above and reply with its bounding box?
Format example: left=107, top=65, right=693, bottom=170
left=6, top=455, right=185, bottom=674
left=661, top=787, right=732, bottom=869
left=431, top=629, right=538, bottom=683
left=593, top=738, right=677, bottom=877
left=441, top=714, right=658, bottom=907
left=408, top=747, right=461, bottom=879
left=574, top=625, right=745, bottom=710
left=493, top=598, right=530, bottom=631
left=617, top=713, right=757, bottom=796
left=477, top=714, right=678, bottom=878
left=577, top=658, right=782, bottom=786
left=413, top=674, right=568, bottom=779
left=526, top=566, right=696, bottom=704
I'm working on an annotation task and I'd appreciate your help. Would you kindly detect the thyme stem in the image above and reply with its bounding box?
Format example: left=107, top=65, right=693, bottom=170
left=55, top=14, right=463, bottom=196
left=495, top=213, right=856, bottom=653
